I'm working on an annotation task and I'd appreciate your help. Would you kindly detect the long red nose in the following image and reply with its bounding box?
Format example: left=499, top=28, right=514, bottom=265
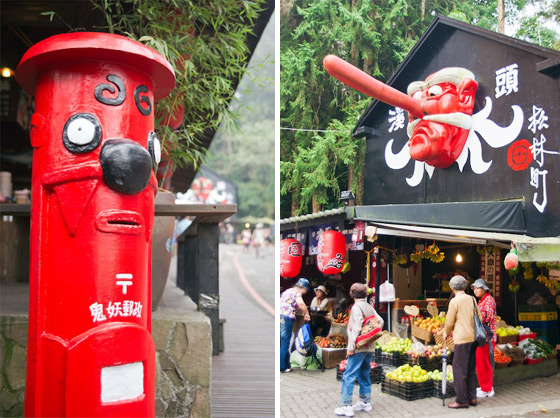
left=323, top=55, right=425, bottom=120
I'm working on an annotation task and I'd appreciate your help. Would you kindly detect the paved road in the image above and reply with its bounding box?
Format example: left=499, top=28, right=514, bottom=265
left=281, top=363, right=560, bottom=418
left=211, top=243, right=275, bottom=417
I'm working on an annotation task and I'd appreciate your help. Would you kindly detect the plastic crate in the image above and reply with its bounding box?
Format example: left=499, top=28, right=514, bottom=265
left=380, top=375, right=432, bottom=401
left=406, top=354, right=444, bottom=372
left=519, top=312, right=558, bottom=321
left=433, top=380, right=455, bottom=399
left=518, top=332, right=537, bottom=341
left=381, top=351, right=405, bottom=367
left=519, top=321, right=559, bottom=346
left=519, top=304, right=557, bottom=312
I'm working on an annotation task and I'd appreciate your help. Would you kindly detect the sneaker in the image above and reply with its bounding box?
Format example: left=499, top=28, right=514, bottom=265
left=334, top=405, right=354, bottom=416
left=353, top=401, right=373, bottom=412
left=281, top=368, right=292, bottom=373
left=476, top=388, right=495, bottom=398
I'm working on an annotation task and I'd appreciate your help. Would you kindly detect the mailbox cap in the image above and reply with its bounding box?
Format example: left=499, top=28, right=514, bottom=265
left=16, top=32, right=176, bottom=100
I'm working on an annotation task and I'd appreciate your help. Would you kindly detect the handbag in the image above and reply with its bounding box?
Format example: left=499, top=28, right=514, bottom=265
left=355, top=304, right=383, bottom=349
left=472, top=297, right=487, bottom=347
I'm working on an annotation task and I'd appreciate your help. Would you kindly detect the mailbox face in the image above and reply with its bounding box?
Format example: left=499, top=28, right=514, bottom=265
left=17, top=33, right=174, bottom=416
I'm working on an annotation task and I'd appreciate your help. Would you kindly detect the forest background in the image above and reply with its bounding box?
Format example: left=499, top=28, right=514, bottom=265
left=280, top=0, right=560, bottom=219
left=205, top=13, right=275, bottom=221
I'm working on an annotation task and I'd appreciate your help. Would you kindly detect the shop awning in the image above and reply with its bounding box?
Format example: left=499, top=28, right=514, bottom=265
left=345, top=202, right=560, bottom=262
left=346, top=201, right=526, bottom=234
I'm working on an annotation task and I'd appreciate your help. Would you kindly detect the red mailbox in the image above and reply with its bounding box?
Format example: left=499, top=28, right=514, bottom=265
left=16, top=33, right=175, bottom=417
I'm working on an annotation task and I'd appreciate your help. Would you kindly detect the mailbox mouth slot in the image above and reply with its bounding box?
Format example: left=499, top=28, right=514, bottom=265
left=96, top=210, right=145, bottom=235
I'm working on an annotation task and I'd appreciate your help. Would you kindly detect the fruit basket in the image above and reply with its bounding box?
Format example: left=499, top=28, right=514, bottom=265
left=494, top=360, right=511, bottom=369
left=411, top=324, right=435, bottom=344
left=497, top=335, right=518, bottom=344
left=509, top=358, right=524, bottom=367
left=434, top=333, right=454, bottom=351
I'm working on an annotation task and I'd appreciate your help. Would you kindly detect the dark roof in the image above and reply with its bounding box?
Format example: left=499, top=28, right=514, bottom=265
left=354, top=15, right=560, bottom=136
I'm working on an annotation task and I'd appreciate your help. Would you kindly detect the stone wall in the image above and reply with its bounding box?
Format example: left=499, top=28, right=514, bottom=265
left=0, top=311, right=212, bottom=417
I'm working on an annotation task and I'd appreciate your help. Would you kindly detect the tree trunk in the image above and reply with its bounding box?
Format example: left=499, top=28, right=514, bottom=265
left=355, top=141, right=365, bottom=206
left=497, top=0, right=505, bottom=34
left=312, top=195, right=320, bottom=214
left=421, top=0, right=426, bottom=23
left=347, top=163, right=355, bottom=206
left=291, top=189, right=299, bottom=217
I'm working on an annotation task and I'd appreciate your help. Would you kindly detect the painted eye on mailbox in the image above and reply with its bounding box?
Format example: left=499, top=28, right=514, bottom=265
left=147, top=131, right=161, bottom=170
left=427, top=85, right=443, bottom=97
left=62, top=113, right=102, bottom=153
left=412, top=91, right=422, bottom=100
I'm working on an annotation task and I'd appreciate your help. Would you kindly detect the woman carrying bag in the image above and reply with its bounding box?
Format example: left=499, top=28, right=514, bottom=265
left=439, top=275, right=483, bottom=409
left=472, top=278, right=497, bottom=398
left=334, top=283, right=383, bottom=417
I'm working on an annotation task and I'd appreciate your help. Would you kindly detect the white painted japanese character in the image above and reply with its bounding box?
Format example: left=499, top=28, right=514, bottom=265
left=90, top=302, right=107, bottom=322
left=530, top=167, right=548, bottom=213
left=132, top=302, right=143, bottom=318
left=531, top=134, right=559, bottom=167
left=388, top=107, right=405, bottom=133
left=495, top=63, right=519, bottom=98
left=116, top=273, right=133, bottom=295
left=122, top=300, right=133, bottom=317
left=106, top=301, right=123, bottom=318
left=528, top=106, right=549, bottom=134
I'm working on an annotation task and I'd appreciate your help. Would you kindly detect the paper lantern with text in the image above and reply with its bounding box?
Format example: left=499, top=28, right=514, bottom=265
left=317, top=230, right=347, bottom=274
left=280, top=239, right=302, bottom=278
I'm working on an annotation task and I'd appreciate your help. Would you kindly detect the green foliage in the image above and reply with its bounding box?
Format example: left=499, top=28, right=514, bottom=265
left=91, top=0, right=266, bottom=174
left=514, top=0, right=560, bottom=50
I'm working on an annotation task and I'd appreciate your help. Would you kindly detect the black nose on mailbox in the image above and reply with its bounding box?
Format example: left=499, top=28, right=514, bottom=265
left=99, top=139, right=152, bottom=195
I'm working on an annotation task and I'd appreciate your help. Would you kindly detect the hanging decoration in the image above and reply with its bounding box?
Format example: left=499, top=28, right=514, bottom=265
left=316, top=230, right=346, bottom=274
left=476, top=245, right=501, bottom=255
left=408, top=241, right=445, bottom=263
left=521, top=262, right=534, bottom=280
left=508, top=279, right=520, bottom=293
left=504, top=244, right=518, bottom=270
left=280, top=238, right=302, bottom=278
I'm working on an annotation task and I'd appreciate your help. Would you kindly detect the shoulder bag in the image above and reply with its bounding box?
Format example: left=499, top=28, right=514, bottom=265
left=355, top=303, right=383, bottom=349
left=472, top=297, right=487, bottom=347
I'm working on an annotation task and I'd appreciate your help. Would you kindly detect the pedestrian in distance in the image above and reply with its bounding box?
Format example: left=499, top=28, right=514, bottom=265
left=439, top=275, right=483, bottom=409
left=472, top=278, right=497, bottom=398
left=334, top=282, right=384, bottom=417
left=241, top=223, right=252, bottom=253
left=252, top=222, right=267, bottom=258
left=280, top=278, right=311, bottom=373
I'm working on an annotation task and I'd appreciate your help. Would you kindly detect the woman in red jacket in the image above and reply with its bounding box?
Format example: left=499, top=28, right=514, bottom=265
left=472, top=278, right=497, bottom=398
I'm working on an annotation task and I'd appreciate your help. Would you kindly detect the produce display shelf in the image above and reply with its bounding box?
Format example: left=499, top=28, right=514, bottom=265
left=493, top=358, right=558, bottom=386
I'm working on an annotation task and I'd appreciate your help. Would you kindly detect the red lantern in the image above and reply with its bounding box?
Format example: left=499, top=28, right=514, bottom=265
left=317, top=230, right=347, bottom=274
left=280, top=238, right=302, bottom=278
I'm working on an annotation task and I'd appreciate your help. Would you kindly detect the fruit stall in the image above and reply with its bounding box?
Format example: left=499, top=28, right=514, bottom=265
left=332, top=331, right=558, bottom=402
